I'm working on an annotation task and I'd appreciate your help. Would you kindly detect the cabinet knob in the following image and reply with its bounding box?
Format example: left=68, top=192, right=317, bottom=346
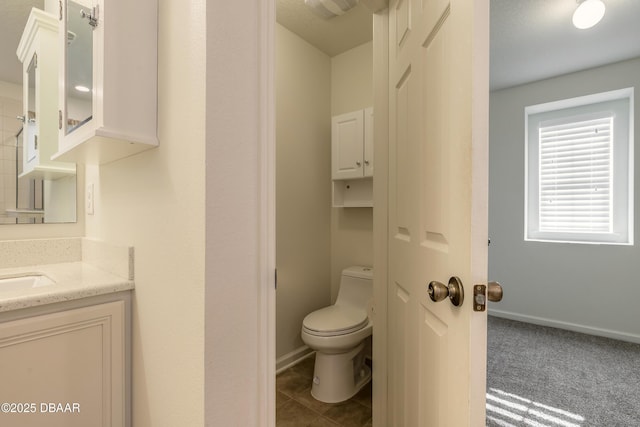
left=364, top=160, right=370, bottom=166
left=356, top=161, right=362, bottom=167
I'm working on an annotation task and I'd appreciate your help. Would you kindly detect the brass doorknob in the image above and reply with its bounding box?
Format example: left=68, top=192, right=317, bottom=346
left=487, top=281, right=503, bottom=302
left=428, top=276, right=464, bottom=307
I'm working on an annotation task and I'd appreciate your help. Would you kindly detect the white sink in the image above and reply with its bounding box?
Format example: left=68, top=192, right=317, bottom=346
left=0, top=274, right=56, bottom=292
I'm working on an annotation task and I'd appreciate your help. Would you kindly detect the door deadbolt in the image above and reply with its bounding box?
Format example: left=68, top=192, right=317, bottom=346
left=428, top=276, right=464, bottom=307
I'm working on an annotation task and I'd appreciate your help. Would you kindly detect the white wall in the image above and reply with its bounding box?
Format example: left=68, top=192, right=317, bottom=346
left=44, top=175, right=76, bottom=223
left=489, top=57, right=640, bottom=343
left=330, top=41, right=374, bottom=301
left=275, top=24, right=332, bottom=360
left=85, top=0, right=206, bottom=425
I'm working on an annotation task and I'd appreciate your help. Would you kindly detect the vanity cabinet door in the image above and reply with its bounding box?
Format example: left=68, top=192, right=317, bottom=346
left=0, top=301, right=127, bottom=427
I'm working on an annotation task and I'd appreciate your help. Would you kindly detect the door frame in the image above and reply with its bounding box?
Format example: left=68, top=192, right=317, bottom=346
left=371, top=7, right=390, bottom=426
left=263, top=1, right=485, bottom=426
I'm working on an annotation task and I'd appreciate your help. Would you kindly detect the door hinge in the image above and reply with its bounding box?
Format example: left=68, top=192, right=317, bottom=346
left=58, top=110, right=62, bottom=130
left=34, top=135, right=38, bottom=150
left=274, top=268, right=278, bottom=290
left=81, top=5, right=99, bottom=28
left=59, top=0, right=62, bottom=20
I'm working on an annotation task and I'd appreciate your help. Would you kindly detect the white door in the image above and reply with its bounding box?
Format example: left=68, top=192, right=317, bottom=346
left=387, top=0, right=489, bottom=425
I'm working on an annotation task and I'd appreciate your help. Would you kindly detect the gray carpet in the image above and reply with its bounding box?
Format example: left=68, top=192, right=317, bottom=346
left=486, top=316, right=640, bottom=427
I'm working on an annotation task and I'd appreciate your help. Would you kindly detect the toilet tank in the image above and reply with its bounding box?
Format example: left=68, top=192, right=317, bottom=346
left=336, top=266, right=373, bottom=310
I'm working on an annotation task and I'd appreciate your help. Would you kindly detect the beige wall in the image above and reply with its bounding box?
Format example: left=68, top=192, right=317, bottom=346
left=85, top=1, right=206, bottom=425
left=275, top=24, right=332, bottom=360
left=331, top=42, right=374, bottom=116
left=275, top=30, right=374, bottom=358
left=330, top=41, right=374, bottom=301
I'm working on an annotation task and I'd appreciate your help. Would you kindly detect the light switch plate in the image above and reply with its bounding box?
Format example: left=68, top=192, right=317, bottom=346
left=87, top=183, right=94, bottom=215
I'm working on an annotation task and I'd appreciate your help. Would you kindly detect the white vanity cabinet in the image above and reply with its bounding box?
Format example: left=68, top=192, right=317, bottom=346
left=0, top=299, right=130, bottom=427
left=54, top=0, right=158, bottom=165
left=332, top=107, right=373, bottom=207
left=16, top=8, right=75, bottom=180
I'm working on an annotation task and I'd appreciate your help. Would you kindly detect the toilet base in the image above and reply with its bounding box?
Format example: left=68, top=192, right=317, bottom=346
left=310, top=342, right=371, bottom=403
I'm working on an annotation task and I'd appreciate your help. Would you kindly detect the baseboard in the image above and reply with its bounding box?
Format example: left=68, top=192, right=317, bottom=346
left=275, top=345, right=314, bottom=374
left=489, top=309, right=640, bottom=344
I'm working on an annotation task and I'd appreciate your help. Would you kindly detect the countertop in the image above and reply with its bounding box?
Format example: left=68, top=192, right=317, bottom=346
left=0, top=261, right=134, bottom=313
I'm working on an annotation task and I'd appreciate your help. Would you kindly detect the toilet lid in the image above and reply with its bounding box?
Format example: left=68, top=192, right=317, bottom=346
left=303, top=305, right=369, bottom=336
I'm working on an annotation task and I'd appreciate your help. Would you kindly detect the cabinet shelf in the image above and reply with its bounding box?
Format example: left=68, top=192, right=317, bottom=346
left=18, top=164, right=76, bottom=181
left=332, top=177, right=373, bottom=208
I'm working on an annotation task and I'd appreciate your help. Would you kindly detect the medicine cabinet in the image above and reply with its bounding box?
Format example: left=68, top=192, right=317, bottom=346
left=16, top=8, right=75, bottom=180
left=54, top=0, right=158, bottom=165
left=331, top=107, right=373, bottom=207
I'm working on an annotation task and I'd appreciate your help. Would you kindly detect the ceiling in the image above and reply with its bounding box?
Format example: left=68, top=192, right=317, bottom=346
left=2, top=1, right=639, bottom=91
left=0, top=0, right=43, bottom=85
left=276, top=0, right=640, bottom=91
left=490, top=0, right=640, bottom=90
left=276, top=0, right=373, bottom=57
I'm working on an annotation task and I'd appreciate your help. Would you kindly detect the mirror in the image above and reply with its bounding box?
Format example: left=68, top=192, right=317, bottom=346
left=65, top=0, right=93, bottom=134
left=0, top=1, right=77, bottom=225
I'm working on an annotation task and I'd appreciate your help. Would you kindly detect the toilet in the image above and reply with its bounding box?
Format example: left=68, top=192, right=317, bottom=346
left=301, top=266, right=373, bottom=403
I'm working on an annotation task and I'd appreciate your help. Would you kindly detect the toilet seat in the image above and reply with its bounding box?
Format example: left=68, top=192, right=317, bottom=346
left=302, top=305, right=368, bottom=337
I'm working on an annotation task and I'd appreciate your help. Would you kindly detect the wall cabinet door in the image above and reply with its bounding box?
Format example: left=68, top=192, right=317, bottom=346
left=332, top=110, right=365, bottom=180
left=0, top=301, right=127, bottom=427
left=16, top=8, right=75, bottom=180
left=363, top=107, right=374, bottom=177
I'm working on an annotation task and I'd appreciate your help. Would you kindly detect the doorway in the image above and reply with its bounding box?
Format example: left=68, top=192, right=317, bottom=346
left=274, top=1, right=375, bottom=426
left=487, top=1, right=640, bottom=426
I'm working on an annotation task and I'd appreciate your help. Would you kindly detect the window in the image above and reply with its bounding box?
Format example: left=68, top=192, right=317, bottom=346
left=525, top=88, right=634, bottom=245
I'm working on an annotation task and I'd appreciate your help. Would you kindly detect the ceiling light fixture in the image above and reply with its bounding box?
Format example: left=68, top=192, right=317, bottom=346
left=572, top=0, right=606, bottom=29
left=74, top=85, right=90, bottom=93
left=304, top=0, right=358, bottom=19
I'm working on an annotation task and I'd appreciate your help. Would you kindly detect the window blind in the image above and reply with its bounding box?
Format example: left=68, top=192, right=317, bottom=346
left=538, top=116, right=613, bottom=233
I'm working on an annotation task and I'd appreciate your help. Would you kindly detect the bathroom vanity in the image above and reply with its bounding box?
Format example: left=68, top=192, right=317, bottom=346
left=0, top=238, right=133, bottom=427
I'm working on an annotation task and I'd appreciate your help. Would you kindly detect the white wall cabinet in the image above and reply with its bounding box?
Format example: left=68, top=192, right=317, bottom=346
left=331, top=107, right=373, bottom=179
left=16, top=8, right=75, bottom=180
left=332, top=107, right=373, bottom=207
left=54, top=0, right=158, bottom=165
left=0, top=300, right=128, bottom=427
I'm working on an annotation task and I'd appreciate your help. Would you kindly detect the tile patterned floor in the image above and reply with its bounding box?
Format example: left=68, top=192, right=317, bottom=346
left=276, top=355, right=372, bottom=427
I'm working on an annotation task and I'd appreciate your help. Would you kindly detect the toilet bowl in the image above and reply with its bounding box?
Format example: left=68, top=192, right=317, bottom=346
left=301, top=266, right=373, bottom=403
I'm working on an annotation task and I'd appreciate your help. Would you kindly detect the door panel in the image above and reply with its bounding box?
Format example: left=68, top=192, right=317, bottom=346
left=387, top=0, right=489, bottom=425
